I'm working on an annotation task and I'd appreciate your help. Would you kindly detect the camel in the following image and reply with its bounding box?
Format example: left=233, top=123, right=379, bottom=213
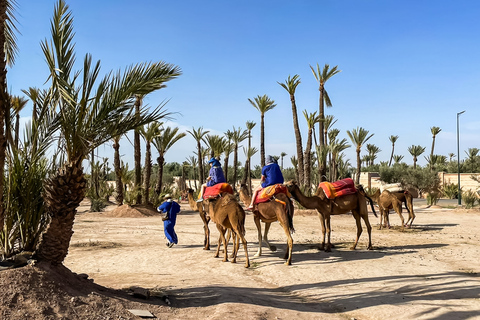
left=203, top=194, right=250, bottom=268
left=371, top=189, right=415, bottom=229
left=285, top=180, right=377, bottom=252
left=186, top=189, right=211, bottom=250
left=238, top=184, right=295, bottom=265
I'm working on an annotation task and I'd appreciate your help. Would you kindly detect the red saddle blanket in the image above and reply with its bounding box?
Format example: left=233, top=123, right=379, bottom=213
left=255, top=184, right=291, bottom=204
left=203, top=183, right=233, bottom=199
left=318, top=178, right=356, bottom=199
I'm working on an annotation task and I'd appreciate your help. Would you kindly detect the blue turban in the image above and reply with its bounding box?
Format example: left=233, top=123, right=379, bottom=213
left=208, top=157, right=221, bottom=167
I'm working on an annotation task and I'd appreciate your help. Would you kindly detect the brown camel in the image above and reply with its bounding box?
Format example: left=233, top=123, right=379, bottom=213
left=238, top=184, right=295, bottom=265
left=186, top=189, right=211, bottom=250
left=371, top=189, right=415, bottom=229
left=203, top=194, right=250, bottom=268
left=285, top=180, right=377, bottom=252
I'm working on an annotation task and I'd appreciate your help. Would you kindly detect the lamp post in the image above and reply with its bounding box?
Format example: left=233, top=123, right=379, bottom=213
left=457, top=110, right=465, bottom=206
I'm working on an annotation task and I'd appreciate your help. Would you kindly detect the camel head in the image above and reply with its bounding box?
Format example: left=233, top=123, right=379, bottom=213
left=284, top=180, right=299, bottom=192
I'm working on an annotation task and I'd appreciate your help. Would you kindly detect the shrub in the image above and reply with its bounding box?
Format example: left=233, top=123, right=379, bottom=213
left=442, top=182, right=459, bottom=199
left=462, top=190, right=477, bottom=209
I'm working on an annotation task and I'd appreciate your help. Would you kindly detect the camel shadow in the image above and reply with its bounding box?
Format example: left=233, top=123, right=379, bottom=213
left=164, top=271, right=480, bottom=319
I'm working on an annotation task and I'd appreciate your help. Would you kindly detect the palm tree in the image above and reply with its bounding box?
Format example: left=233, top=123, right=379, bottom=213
left=248, top=94, right=276, bottom=167
left=430, top=126, right=441, bottom=158
left=22, top=87, right=41, bottom=122
left=465, top=148, right=479, bottom=172
left=303, top=110, right=320, bottom=192
left=280, top=152, right=287, bottom=170
left=346, top=127, right=374, bottom=184
left=10, top=95, right=27, bottom=149
left=310, top=63, right=341, bottom=182
left=330, top=138, right=350, bottom=181
left=187, top=126, right=209, bottom=184
left=448, top=153, right=455, bottom=163
left=222, top=136, right=233, bottom=183
left=153, top=126, right=186, bottom=195
left=112, top=135, right=124, bottom=205
left=140, top=122, right=162, bottom=204
left=242, top=146, right=258, bottom=195
left=0, top=0, right=19, bottom=231
left=393, top=155, right=404, bottom=164
left=388, top=135, right=399, bottom=167
left=204, top=134, right=224, bottom=159
left=245, top=121, right=256, bottom=191
left=366, top=144, right=381, bottom=166
left=230, top=126, right=248, bottom=190
left=407, top=145, right=426, bottom=169
left=290, top=155, right=299, bottom=183
left=35, top=0, right=181, bottom=264
left=278, top=74, right=304, bottom=184
left=186, top=155, right=198, bottom=190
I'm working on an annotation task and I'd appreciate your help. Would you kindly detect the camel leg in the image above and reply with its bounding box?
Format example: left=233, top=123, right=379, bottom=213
left=234, top=229, right=250, bottom=268
left=276, top=210, right=294, bottom=265
left=216, top=224, right=229, bottom=262
left=350, top=211, right=363, bottom=250
left=378, top=207, right=385, bottom=230
left=200, top=212, right=210, bottom=250
left=361, top=211, right=374, bottom=250
left=253, top=216, right=263, bottom=258
left=263, top=222, right=276, bottom=252
left=324, top=215, right=332, bottom=252
left=405, top=201, right=415, bottom=228
left=316, top=210, right=327, bottom=251
left=395, top=206, right=405, bottom=231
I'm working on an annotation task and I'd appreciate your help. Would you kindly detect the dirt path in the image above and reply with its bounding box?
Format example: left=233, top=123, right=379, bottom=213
left=64, top=202, right=480, bottom=319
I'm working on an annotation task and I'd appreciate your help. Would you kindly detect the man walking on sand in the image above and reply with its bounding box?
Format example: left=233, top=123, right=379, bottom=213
left=158, top=194, right=180, bottom=248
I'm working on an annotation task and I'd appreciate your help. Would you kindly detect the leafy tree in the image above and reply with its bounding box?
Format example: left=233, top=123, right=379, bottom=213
left=278, top=74, right=304, bottom=184
left=187, top=126, right=209, bottom=183
left=140, top=121, right=162, bottom=204
left=408, top=145, right=426, bottom=169
left=430, top=126, right=441, bottom=158
left=388, top=135, right=399, bottom=166
left=346, top=127, right=374, bottom=184
left=249, top=94, right=276, bottom=167
left=310, top=63, right=341, bottom=182
left=35, top=0, right=180, bottom=264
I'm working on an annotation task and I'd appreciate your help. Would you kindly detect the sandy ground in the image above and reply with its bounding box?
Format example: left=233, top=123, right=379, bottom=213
left=55, top=200, right=480, bottom=320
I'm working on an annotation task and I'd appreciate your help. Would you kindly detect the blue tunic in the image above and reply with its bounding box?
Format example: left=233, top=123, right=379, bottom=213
left=206, top=166, right=226, bottom=187
left=158, top=200, right=181, bottom=244
left=261, top=162, right=284, bottom=188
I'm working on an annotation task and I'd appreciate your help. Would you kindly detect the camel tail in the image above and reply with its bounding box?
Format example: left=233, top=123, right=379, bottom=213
left=238, top=208, right=246, bottom=236
left=356, top=185, right=378, bottom=218
left=286, top=198, right=295, bottom=234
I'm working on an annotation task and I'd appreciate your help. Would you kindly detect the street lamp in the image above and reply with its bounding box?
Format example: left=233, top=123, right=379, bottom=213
left=457, top=110, right=465, bottom=206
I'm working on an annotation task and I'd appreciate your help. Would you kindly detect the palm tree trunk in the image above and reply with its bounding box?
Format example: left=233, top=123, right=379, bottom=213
left=0, top=0, right=7, bottom=231
left=223, top=155, right=229, bottom=184
left=290, top=94, right=304, bottom=186
left=389, top=143, right=395, bottom=166
left=355, top=149, right=361, bottom=185
left=318, top=86, right=326, bottom=182
left=197, top=141, right=204, bottom=183
left=143, top=142, right=152, bottom=204
left=233, top=144, right=238, bottom=191
left=35, top=163, right=87, bottom=264
left=113, top=140, right=123, bottom=205
left=260, top=114, right=265, bottom=167
left=14, top=114, right=19, bottom=149
left=156, top=155, right=165, bottom=195
left=134, top=99, right=142, bottom=204
left=304, top=129, right=313, bottom=194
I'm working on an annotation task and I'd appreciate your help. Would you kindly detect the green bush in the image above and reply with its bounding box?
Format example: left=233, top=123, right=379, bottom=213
left=442, top=182, right=459, bottom=199
left=89, top=198, right=108, bottom=212
left=462, top=190, right=477, bottom=209
left=426, top=192, right=440, bottom=206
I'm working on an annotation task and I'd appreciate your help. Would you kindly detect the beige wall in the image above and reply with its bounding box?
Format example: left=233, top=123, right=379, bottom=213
left=359, top=172, right=480, bottom=196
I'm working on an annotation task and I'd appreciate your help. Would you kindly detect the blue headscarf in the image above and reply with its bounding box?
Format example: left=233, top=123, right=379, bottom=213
left=208, top=157, right=221, bottom=167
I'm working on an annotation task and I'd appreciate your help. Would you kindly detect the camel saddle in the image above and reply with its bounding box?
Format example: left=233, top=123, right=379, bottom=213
left=203, top=183, right=234, bottom=200
left=318, top=178, right=356, bottom=199
left=254, top=184, right=291, bottom=205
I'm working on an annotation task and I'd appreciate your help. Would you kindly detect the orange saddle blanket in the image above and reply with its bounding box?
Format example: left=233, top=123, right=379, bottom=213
left=318, top=178, right=356, bottom=199
left=255, top=184, right=291, bottom=204
left=203, top=183, right=234, bottom=199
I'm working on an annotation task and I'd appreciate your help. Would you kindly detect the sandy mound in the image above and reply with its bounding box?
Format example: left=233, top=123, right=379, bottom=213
left=102, top=204, right=159, bottom=218
left=0, top=261, right=171, bottom=320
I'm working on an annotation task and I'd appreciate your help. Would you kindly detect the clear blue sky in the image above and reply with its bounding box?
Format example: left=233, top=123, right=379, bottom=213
left=8, top=0, right=480, bottom=171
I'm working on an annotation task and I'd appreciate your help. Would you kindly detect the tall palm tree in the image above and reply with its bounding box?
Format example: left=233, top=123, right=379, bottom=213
left=245, top=121, right=256, bottom=191
left=448, top=153, right=455, bottom=163
left=407, top=145, right=426, bottom=169
left=346, top=127, right=374, bottom=184
left=187, top=126, right=209, bottom=185
left=10, top=95, right=27, bottom=149
left=153, top=126, right=186, bottom=195
left=278, top=74, right=304, bottom=184
left=388, top=135, right=399, bottom=167
left=330, top=138, right=350, bottom=181
left=280, top=152, right=287, bottom=170
left=465, top=147, right=479, bottom=172
left=430, top=126, right=441, bottom=158
left=140, top=121, right=162, bottom=204
left=241, top=146, right=258, bottom=195
left=230, top=126, right=248, bottom=190
left=35, top=0, right=181, bottom=264
left=222, top=135, right=233, bottom=183
left=248, top=94, right=276, bottom=167
left=290, top=155, right=299, bottom=183
left=112, top=135, right=124, bottom=205
left=186, top=155, right=198, bottom=190
left=310, top=63, right=341, bottom=182
left=0, top=0, right=19, bottom=231
left=303, top=110, right=319, bottom=192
